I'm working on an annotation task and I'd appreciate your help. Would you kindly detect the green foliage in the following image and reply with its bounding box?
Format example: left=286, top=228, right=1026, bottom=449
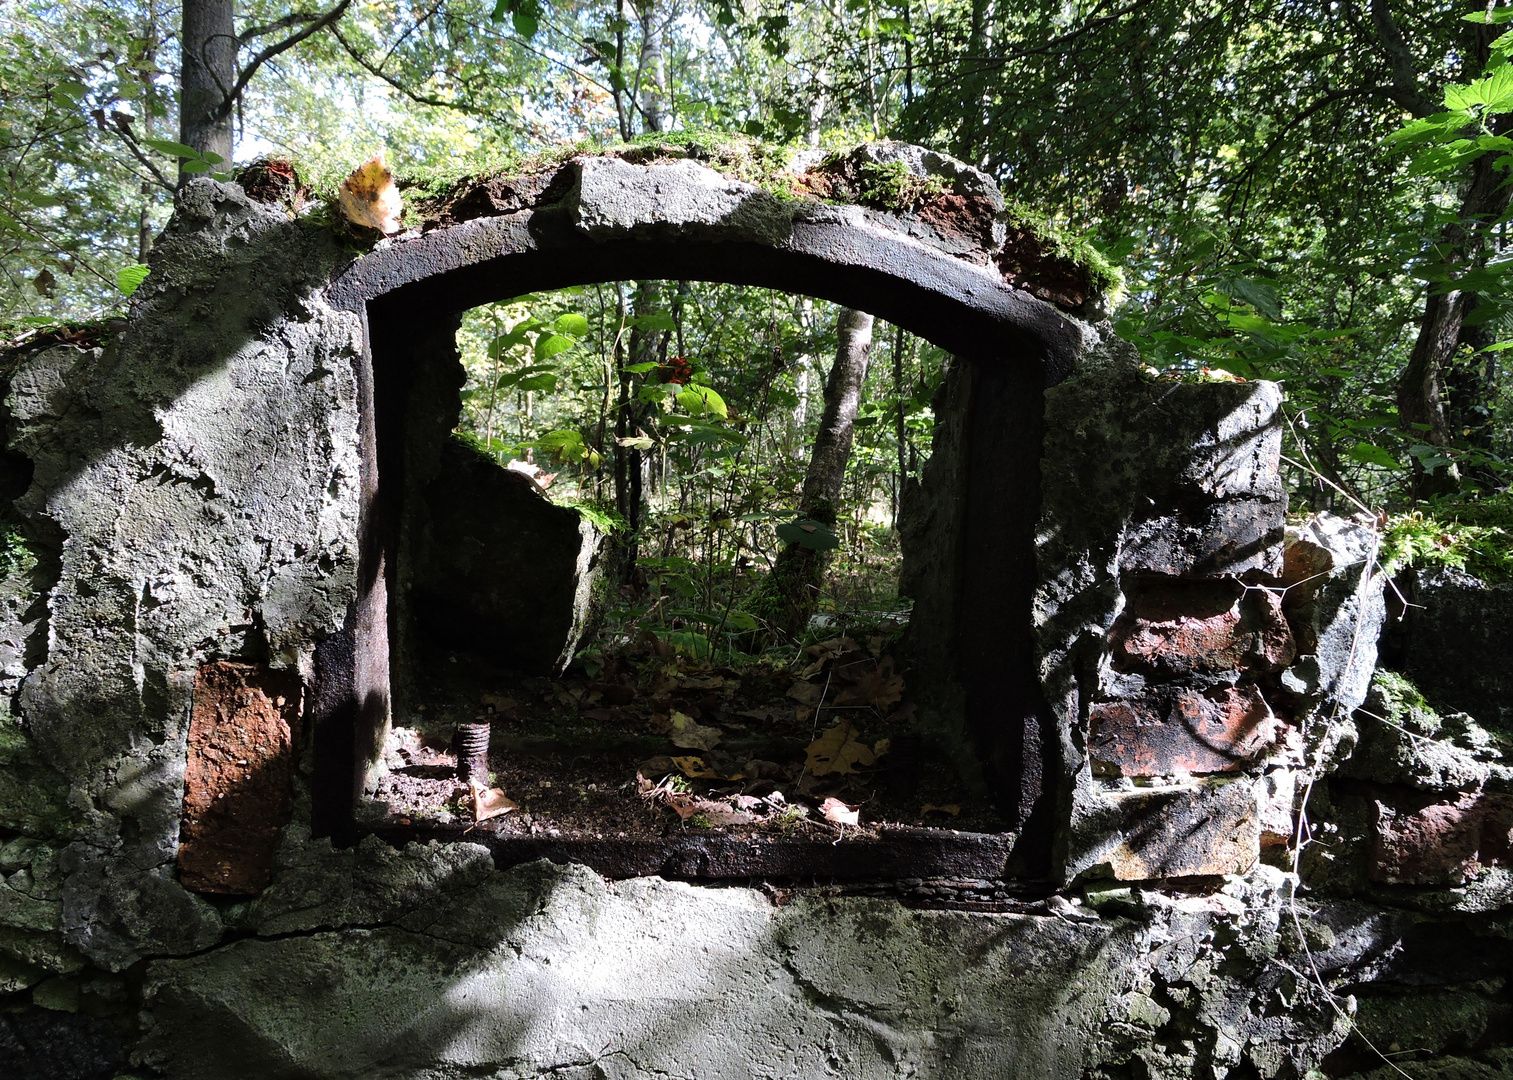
left=1382, top=494, right=1513, bottom=581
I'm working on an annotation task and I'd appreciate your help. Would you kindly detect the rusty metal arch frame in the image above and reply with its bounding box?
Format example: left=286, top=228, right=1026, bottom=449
left=312, top=189, right=1081, bottom=878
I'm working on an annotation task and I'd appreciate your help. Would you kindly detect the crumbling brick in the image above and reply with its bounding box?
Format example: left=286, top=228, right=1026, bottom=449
left=178, top=663, right=303, bottom=895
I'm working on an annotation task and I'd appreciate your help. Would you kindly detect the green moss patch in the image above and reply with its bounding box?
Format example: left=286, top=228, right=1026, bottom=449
left=1383, top=493, right=1513, bottom=582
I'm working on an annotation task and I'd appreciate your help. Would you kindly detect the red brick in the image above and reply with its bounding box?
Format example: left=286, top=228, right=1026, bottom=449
left=1111, top=578, right=1294, bottom=676
left=1369, top=791, right=1513, bottom=886
left=1089, top=685, right=1280, bottom=777
left=178, top=662, right=303, bottom=895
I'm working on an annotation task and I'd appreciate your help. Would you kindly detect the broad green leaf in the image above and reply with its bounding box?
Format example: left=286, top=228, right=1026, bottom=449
left=776, top=518, right=841, bottom=551
left=676, top=385, right=728, bottom=419
left=1348, top=441, right=1401, bottom=470
left=52, top=80, right=87, bottom=102
left=517, top=372, right=557, bottom=393
left=534, top=333, right=575, bottom=360
left=623, top=361, right=659, bottom=373
left=631, top=311, right=676, bottom=331
left=554, top=313, right=589, bottom=335
left=117, top=263, right=149, bottom=296
left=616, top=435, right=655, bottom=450
left=180, top=159, right=212, bottom=174
left=141, top=138, right=201, bottom=158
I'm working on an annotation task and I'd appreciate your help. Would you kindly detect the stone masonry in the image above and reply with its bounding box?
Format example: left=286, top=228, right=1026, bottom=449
left=0, top=141, right=1509, bottom=1078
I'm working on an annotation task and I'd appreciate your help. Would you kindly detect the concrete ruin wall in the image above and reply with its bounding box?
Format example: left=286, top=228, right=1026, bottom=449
left=0, top=143, right=1509, bottom=1079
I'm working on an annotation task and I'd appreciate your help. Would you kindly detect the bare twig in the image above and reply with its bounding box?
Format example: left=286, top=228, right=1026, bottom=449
left=215, top=0, right=352, bottom=121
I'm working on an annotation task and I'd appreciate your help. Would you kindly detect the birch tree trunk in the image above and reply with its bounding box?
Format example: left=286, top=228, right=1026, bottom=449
left=760, top=307, right=875, bottom=640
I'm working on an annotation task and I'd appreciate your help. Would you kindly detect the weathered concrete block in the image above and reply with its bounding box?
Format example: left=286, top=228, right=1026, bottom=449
left=1079, top=779, right=1262, bottom=880
left=1391, top=567, right=1513, bottom=729
left=1278, top=513, right=1385, bottom=722
left=409, top=438, right=607, bottom=676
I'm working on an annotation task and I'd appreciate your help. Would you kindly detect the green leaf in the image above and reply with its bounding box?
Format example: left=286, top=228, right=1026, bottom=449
left=1348, top=441, right=1401, bottom=470
left=675, top=385, right=728, bottom=419
left=180, top=159, right=212, bottom=175
left=517, top=372, right=558, bottom=393
left=554, top=313, right=589, bottom=336
left=117, top=263, right=149, bottom=297
left=630, top=311, right=677, bottom=332
left=616, top=434, right=655, bottom=450
left=141, top=138, right=201, bottom=158
left=52, top=80, right=87, bottom=102
left=534, top=333, right=575, bottom=360
left=623, top=361, right=659, bottom=373
left=776, top=518, right=840, bottom=551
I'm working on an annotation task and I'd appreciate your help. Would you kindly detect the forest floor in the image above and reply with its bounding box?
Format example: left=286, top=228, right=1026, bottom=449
left=372, top=628, right=1009, bottom=841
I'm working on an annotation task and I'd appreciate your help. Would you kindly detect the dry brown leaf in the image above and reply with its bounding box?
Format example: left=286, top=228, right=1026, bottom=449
left=921, top=803, right=961, bottom=817
left=805, top=719, right=888, bottom=776
left=671, top=756, right=745, bottom=781
left=833, top=656, right=905, bottom=709
left=679, top=675, right=725, bottom=690
left=337, top=155, right=403, bottom=233
left=668, top=711, right=722, bottom=750
left=471, top=780, right=517, bottom=822
left=820, top=797, right=859, bottom=825
left=786, top=679, right=826, bottom=706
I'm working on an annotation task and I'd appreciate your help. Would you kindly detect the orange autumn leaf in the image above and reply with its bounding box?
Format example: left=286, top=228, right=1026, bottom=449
left=338, top=154, right=403, bottom=234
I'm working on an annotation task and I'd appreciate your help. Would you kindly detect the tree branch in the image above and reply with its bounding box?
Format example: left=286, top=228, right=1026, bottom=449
left=238, top=11, right=324, bottom=44
left=330, top=24, right=486, bottom=115
left=1369, top=0, right=1436, bottom=118
left=104, top=112, right=176, bottom=193
left=214, top=0, right=352, bottom=121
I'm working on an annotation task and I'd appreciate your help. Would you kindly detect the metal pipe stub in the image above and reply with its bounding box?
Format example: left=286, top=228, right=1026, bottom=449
left=453, top=723, right=491, bottom=786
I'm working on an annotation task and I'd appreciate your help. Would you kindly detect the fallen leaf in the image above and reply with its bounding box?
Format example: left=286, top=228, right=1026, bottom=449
left=820, top=797, right=859, bottom=825
left=786, top=679, right=826, bottom=706
left=921, top=803, right=961, bottom=817
left=668, top=711, right=722, bottom=750
left=805, top=719, right=888, bottom=776
left=833, top=656, right=905, bottom=709
left=471, top=780, right=517, bottom=822
left=337, top=154, right=403, bottom=233
left=582, top=708, right=615, bottom=722
left=672, top=755, right=744, bottom=781
left=671, top=755, right=720, bottom=778
left=679, top=675, right=725, bottom=690
left=480, top=693, right=517, bottom=710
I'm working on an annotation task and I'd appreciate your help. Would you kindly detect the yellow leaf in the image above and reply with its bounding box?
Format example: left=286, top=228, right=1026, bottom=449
left=338, top=154, right=403, bottom=233
left=805, top=719, right=878, bottom=776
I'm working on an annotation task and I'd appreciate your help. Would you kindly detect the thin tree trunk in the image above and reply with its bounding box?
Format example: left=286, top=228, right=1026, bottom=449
left=179, top=0, right=235, bottom=178
left=761, top=307, right=874, bottom=639
left=1396, top=120, right=1513, bottom=498
left=636, top=0, right=665, bottom=133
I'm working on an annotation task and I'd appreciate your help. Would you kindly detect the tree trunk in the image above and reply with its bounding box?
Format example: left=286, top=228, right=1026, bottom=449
left=635, top=0, right=665, bottom=133
left=1396, top=121, right=1513, bottom=498
left=179, top=0, right=235, bottom=179
left=761, top=307, right=874, bottom=640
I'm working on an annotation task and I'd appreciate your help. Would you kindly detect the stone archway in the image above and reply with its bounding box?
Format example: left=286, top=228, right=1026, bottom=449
left=311, top=141, right=1106, bottom=865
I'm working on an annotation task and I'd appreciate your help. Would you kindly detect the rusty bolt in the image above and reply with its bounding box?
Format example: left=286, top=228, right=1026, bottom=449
left=453, top=722, right=491, bottom=786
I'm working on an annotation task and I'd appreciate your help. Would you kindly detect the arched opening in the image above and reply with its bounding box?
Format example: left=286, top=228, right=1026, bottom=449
left=314, top=185, right=1074, bottom=876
